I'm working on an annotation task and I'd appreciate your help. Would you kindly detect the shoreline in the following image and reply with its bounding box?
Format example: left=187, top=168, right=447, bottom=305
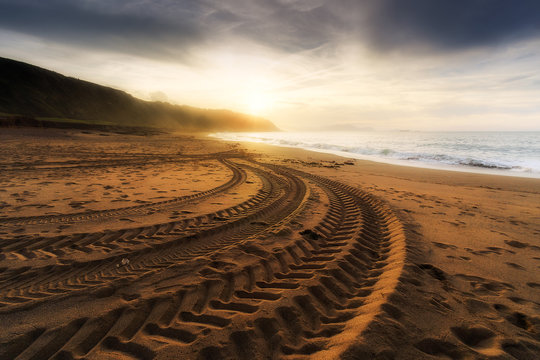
left=218, top=135, right=540, bottom=192
left=210, top=132, right=540, bottom=179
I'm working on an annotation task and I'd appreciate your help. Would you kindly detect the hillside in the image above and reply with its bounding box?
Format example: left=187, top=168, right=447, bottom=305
left=0, top=57, right=278, bottom=132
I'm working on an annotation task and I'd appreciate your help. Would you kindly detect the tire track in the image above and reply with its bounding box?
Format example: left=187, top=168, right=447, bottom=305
left=0, top=158, right=245, bottom=226
left=0, top=150, right=243, bottom=171
left=0, top=161, right=306, bottom=310
left=154, top=166, right=407, bottom=359
left=0, top=161, right=407, bottom=360
left=0, top=159, right=260, bottom=257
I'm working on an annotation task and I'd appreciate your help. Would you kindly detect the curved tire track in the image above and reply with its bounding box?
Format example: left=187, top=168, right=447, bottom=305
left=0, top=160, right=408, bottom=360
left=0, top=158, right=245, bottom=226
left=0, top=161, right=306, bottom=310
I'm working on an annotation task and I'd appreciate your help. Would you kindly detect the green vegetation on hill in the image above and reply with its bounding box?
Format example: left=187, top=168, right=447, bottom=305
left=0, top=57, right=278, bottom=132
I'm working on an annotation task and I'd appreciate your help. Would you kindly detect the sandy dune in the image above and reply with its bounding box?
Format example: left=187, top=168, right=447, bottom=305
left=0, top=129, right=538, bottom=359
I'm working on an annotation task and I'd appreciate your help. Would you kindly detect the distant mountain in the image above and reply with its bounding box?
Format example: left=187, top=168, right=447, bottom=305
left=0, top=57, right=278, bottom=132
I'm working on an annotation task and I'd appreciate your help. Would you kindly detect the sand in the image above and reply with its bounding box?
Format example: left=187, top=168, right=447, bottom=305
left=0, top=128, right=538, bottom=360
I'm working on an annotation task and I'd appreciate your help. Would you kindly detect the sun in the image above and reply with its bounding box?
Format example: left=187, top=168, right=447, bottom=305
left=245, top=92, right=273, bottom=115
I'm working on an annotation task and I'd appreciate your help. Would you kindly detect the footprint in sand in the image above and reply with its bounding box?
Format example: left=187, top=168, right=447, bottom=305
left=414, top=338, right=463, bottom=359
left=432, top=242, right=458, bottom=250
left=505, top=262, right=525, bottom=270
left=505, top=312, right=536, bottom=332
left=505, top=240, right=528, bottom=248
left=451, top=325, right=495, bottom=348
left=502, top=339, right=540, bottom=359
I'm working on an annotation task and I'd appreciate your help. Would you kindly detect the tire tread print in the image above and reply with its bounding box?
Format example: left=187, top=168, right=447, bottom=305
left=0, top=159, right=407, bottom=360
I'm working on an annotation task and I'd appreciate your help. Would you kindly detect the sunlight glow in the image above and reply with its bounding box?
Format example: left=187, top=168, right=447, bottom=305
left=244, top=92, right=273, bottom=115
left=3, top=30, right=539, bottom=131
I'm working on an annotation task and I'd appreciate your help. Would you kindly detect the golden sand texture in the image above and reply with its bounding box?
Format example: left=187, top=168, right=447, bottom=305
left=0, top=128, right=538, bottom=359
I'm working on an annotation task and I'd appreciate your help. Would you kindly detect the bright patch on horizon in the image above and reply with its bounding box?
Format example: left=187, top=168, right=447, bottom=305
left=244, top=92, right=274, bottom=115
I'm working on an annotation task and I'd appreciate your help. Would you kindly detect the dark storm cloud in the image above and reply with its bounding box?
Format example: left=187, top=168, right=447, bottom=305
left=0, top=0, right=208, bottom=60
left=1, top=0, right=540, bottom=59
left=363, top=0, right=540, bottom=51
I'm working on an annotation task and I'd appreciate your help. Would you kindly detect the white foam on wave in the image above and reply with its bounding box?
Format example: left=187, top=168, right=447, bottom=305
left=211, top=131, right=540, bottom=178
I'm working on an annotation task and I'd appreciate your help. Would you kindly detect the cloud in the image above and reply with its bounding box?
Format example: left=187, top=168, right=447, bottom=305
left=362, top=0, right=540, bottom=52
left=1, top=0, right=539, bottom=61
left=0, top=0, right=207, bottom=61
left=1, top=0, right=539, bottom=131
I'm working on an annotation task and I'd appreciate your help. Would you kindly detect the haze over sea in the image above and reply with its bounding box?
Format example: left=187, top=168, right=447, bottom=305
left=213, top=131, right=540, bottom=178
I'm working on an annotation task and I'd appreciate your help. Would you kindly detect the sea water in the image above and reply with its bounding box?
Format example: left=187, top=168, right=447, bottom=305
left=211, top=131, right=540, bottom=178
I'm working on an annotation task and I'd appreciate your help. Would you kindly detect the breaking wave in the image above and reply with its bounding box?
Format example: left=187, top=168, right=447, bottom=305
left=211, top=131, right=540, bottom=177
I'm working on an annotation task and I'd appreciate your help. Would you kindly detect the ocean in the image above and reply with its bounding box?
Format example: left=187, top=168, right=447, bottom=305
left=211, top=131, right=540, bottom=178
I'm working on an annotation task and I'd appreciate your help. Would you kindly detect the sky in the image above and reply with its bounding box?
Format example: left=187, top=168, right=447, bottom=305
left=1, top=0, right=540, bottom=131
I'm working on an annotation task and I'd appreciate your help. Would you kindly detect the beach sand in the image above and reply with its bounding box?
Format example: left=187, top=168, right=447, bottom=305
left=0, top=128, right=538, bottom=359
